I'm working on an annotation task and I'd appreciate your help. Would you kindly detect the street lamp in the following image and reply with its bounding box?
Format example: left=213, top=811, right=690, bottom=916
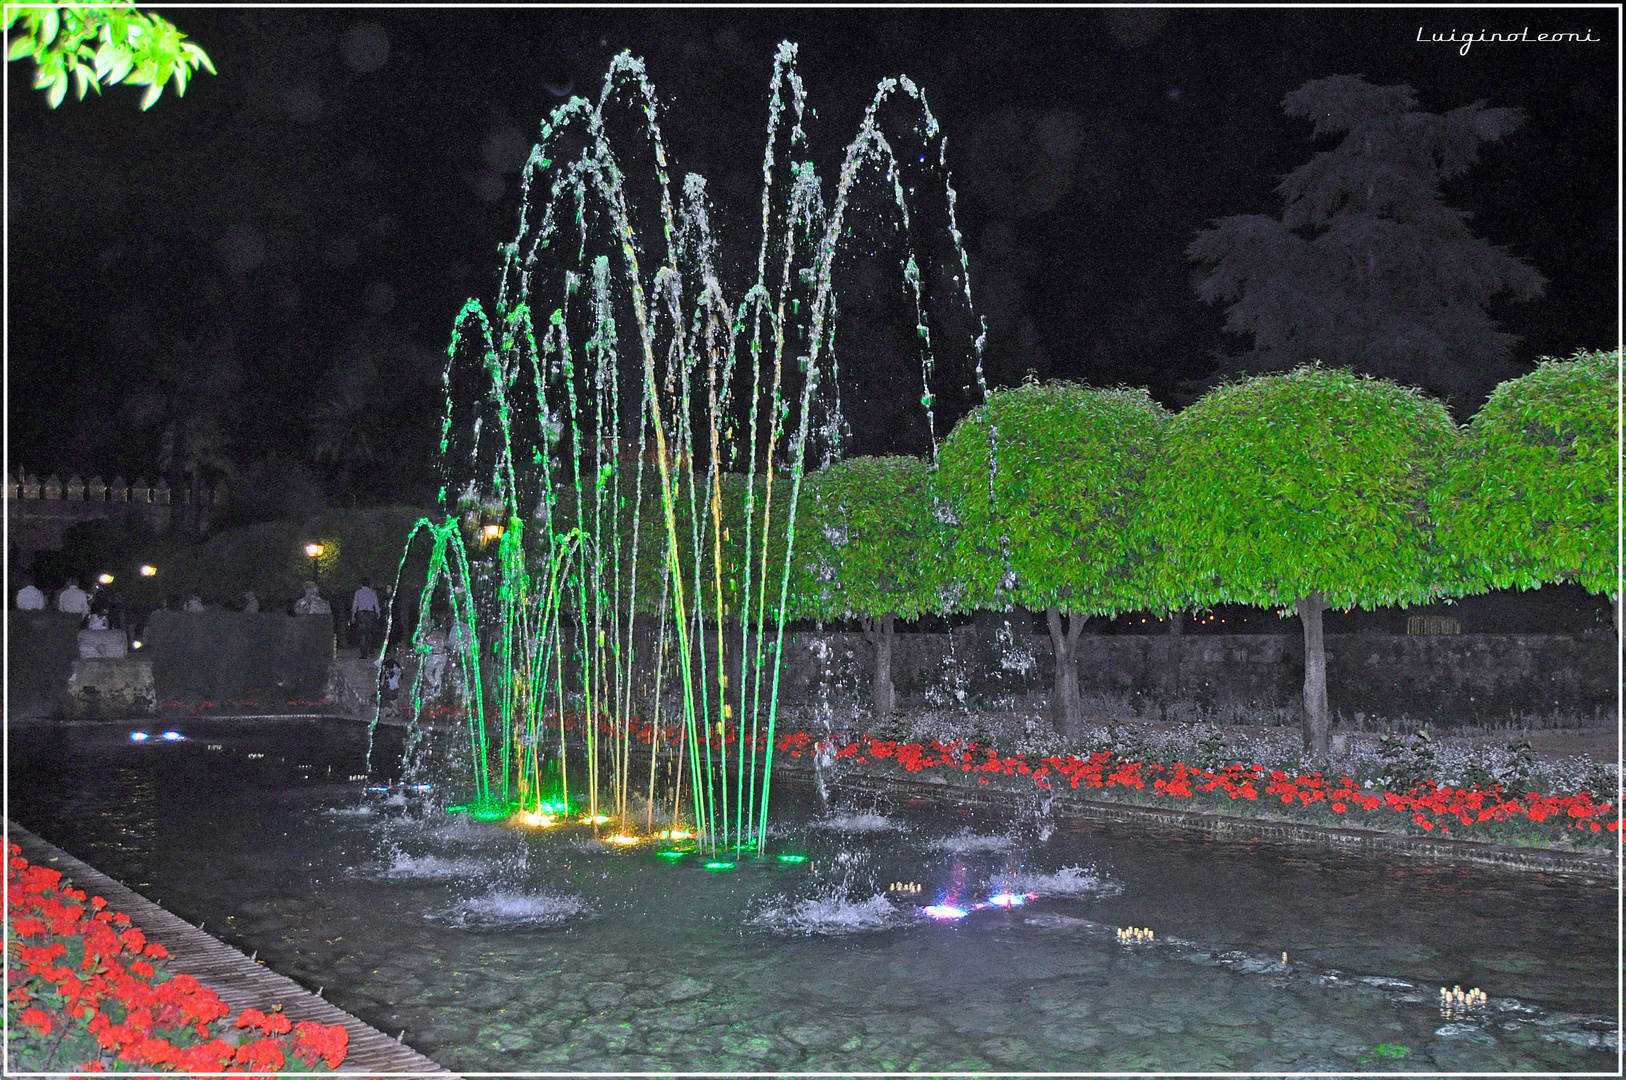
left=97, top=573, right=114, bottom=585
left=139, top=565, right=157, bottom=577
left=305, top=542, right=324, bottom=582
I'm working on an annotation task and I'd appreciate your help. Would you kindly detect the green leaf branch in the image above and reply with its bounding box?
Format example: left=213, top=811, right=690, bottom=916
left=5, top=1, right=215, bottom=110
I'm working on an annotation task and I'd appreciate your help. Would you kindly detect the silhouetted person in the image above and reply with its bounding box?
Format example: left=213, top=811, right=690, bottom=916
left=15, top=580, right=44, bottom=610
left=57, top=578, right=90, bottom=618
left=351, top=576, right=380, bottom=651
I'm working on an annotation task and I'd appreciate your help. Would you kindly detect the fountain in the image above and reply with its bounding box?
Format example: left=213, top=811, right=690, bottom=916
left=370, top=41, right=986, bottom=854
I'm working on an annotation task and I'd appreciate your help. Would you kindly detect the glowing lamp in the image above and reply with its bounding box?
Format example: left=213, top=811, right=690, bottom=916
left=97, top=572, right=114, bottom=585
left=304, top=543, right=324, bottom=559
left=520, top=812, right=551, bottom=827
left=583, top=814, right=610, bottom=824
left=131, top=640, right=143, bottom=649
left=607, top=834, right=640, bottom=845
left=663, top=829, right=693, bottom=841
left=986, top=892, right=1026, bottom=908
left=703, top=861, right=735, bottom=871
left=481, top=523, right=504, bottom=542
left=776, top=854, right=807, bottom=863
left=923, top=905, right=968, bottom=920
left=129, top=731, right=150, bottom=742
left=139, top=565, right=157, bottom=577
left=160, top=731, right=183, bottom=741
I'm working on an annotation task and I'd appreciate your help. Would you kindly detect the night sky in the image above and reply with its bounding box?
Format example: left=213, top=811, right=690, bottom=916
left=6, top=6, right=1618, bottom=509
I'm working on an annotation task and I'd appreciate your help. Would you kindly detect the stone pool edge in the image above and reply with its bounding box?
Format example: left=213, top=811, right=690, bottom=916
left=5, top=821, right=461, bottom=1078
left=767, top=764, right=1622, bottom=885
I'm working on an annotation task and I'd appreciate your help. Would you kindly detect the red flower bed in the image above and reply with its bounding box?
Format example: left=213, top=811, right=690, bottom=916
left=488, top=711, right=1620, bottom=844
left=6, top=845, right=349, bottom=1074
left=765, top=731, right=1623, bottom=844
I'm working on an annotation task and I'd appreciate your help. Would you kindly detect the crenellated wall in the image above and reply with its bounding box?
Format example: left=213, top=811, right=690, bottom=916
left=6, top=470, right=227, bottom=567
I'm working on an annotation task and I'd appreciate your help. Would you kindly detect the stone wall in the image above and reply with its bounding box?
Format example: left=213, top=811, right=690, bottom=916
left=771, top=628, right=1619, bottom=729
left=7, top=611, right=83, bottom=709
left=143, top=610, right=333, bottom=703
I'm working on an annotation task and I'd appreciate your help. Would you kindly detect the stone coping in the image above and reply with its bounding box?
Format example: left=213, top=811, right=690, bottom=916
left=6, top=822, right=460, bottom=1078
left=767, top=763, right=1622, bottom=886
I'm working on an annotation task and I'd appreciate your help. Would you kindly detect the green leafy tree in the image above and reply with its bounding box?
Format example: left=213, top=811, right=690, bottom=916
left=1147, top=364, right=1458, bottom=757
left=938, top=382, right=1170, bottom=732
left=801, top=455, right=944, bottom=717
left=6, top=1, right=214, bottom=110
left=1187, top=74, right=1546, bottom=414
left=1432, top=348, right=1621, bottom=632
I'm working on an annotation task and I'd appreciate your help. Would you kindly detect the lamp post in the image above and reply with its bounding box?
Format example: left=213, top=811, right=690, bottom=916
left=305, top=542, right=324, bottom=583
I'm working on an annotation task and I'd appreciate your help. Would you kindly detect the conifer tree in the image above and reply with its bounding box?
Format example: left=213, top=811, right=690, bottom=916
left=1187, top=74, right=1546, bottom=414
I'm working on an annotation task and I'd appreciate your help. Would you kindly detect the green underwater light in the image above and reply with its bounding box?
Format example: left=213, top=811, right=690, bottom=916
left=657, top=850, right=688, bottom=861
left=776, top=854, right=807, bottom=863
left=703, top=860, right=736, bottom=872
left=446, top=796, right=521, bottom=821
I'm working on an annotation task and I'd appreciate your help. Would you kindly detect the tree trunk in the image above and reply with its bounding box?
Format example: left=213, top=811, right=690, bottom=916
left=861, top=614, right=896, bottom=717
left=1167, top=610, right=1183, bottom=708
left=1296, top=592, right=1330, bottom=758
left=1047, top=606, right=1082, bottom=734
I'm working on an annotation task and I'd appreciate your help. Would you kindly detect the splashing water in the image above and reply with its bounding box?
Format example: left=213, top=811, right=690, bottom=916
left=811, top=810, right=898, bottom=833
left=370, top=42, right=986, bottom=856
left=428, top=890, right=590, bottom=931
left=751, top=890, right=902, bottom=936
left=995, top=864, right=1123, bottom=899
left=931, top=830, right=1017, bottom=853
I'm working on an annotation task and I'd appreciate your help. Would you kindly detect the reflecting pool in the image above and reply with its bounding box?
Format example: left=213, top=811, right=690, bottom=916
left=10, top=718, right=1618, bottom=1073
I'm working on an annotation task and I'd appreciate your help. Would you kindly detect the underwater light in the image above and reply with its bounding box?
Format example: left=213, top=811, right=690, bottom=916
left=129, top=731, right=150, bottom=742
left=656, top=850, right=688, bottom=860
left=776, top=854, right=807, bottom=863
left=519, top=812, right=552, bottom=827
left=368, top=785, right=392, bottom=794
left=703, top=861, right=735, bottom=871
left=923, top=905, right=968, bottom=920
left=986, top=892, right=1026, bottom=908
left=662, top=829, right=693, bottom=841
left=408, top=783, right=433, bottom=793
left=160, top=731, right=183, bottom=741
left=582, top=814, right=610, bottom=824
left=607, top=834, right=640, bottom=845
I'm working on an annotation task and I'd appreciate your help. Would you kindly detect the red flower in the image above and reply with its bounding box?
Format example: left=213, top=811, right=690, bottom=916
left=20, top=1006, right=53, bottom=1036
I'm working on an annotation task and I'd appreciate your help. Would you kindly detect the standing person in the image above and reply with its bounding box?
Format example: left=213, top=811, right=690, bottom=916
left=15, top=579, right=45, bottom=610
left=351, top=576, right=380, bottom=652
left=56, top=578, right=91, bottom=622
left=184, top=590, right=206, bottom=612
left=241, top=590, right=260, bottom=613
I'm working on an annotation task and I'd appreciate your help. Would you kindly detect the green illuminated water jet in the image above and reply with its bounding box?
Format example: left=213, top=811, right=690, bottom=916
left=372, top=41, right=986, bottom=855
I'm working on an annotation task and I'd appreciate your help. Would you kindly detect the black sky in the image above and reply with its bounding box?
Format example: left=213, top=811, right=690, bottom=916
left=5, top=6, right=1618, bottom=504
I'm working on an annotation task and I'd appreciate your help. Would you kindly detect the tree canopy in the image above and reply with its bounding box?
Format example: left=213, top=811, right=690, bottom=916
left=1187, top=74, right=1546, bottom=413
left=1147, top=363, right=1457, bottom=611
left=6, top=1, right=215, bottom=110
left=799, top=455, right=944, bottom=623
left=1431, top=348, right=1620, bottom=599
left=937, top=380, right=1169, bottom=616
